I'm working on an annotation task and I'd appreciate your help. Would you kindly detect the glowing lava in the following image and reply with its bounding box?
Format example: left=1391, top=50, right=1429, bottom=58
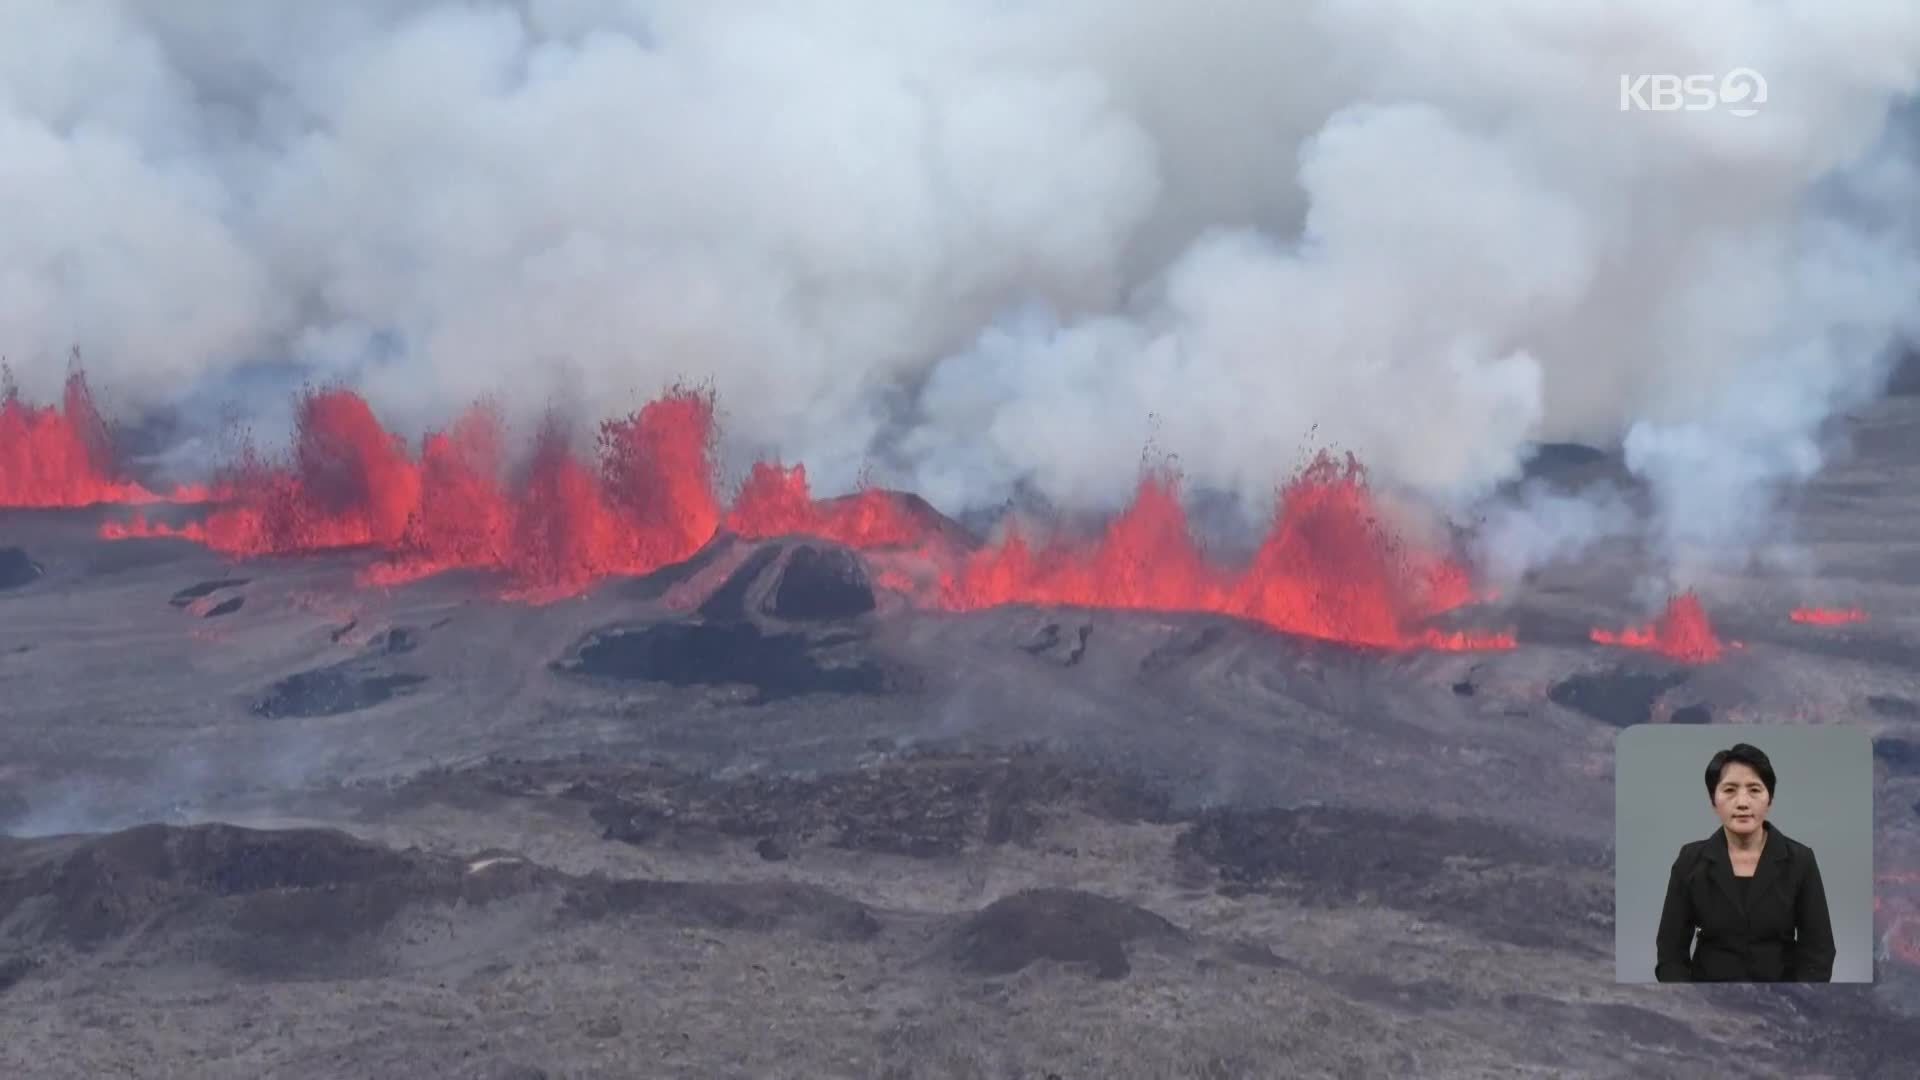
left=106, top=385, right=723, bottom=600
left=97, top=388, right=1508, bottom=649
left=0, top=368, right=176, bottom=507
left=1590, top=592, right=1725, bottom=663
left=1791, top=607, right=1868, bottom=626
left=726, top=462, right=930, bottom=548
left=940, top=455, right=1513, bottom=652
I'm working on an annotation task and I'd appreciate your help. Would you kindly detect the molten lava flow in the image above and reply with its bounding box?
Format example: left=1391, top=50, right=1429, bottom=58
left=1791, top=606, right=1868, bottom=626
left=940, top=455, right=1513, bottom=652
left=102, top=388, right=420, bottom=554
left=1590, top=592, right=1725, bottom=663
left=104, top=385, right=725, bottom=600
left=0, top=368, right=153, bottom=507
left=98, top=387, right=1512, bottom=651
left=597, top=389, right=723, bottom=569
left=726, top=461, right=933, bottom=548
left=361, top=404, right=513, bottom=586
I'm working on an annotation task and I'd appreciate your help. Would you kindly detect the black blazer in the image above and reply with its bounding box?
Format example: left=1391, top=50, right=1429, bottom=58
left=1655, top=821, right=1835, bottom=982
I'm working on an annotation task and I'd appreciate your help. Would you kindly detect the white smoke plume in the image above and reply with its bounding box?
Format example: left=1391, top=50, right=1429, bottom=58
left=3, top=1, right=1919, bottom=572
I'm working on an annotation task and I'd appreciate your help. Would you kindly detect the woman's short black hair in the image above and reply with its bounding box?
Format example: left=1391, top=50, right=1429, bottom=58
left=1705, top=743, right=1776, bottom=800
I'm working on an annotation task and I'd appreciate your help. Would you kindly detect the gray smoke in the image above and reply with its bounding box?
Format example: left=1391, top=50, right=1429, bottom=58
left=4, top=1, right=1919, bottom=575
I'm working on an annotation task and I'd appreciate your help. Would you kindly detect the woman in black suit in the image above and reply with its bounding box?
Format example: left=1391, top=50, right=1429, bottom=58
left=1655, top=743, right=1835, bottom=981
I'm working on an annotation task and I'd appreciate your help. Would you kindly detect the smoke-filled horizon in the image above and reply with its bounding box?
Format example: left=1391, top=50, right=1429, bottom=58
left=5, top=1, right=1920, bottom=579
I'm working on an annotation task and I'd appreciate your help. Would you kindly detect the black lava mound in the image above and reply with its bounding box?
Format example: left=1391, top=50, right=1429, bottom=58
left=1548, top=668, right=1689, bottom=727
left=762, top=544, right=876, bottom=620
left=258, top=669, right=427, bottom=718
left=696, top=545, right=783, bottom=621
left=947, top=888, right=1182, bottom=980
left=0, top=823, right=882, bottom=985
left=256, top=625, right=427, bottom=718
left=0, top=548, right=41, bottom=590
left=693, top=541, right=878, bottom=622
left=0, top=824, right=481, bottom=954
left=559, top=621, right=887, bottom=704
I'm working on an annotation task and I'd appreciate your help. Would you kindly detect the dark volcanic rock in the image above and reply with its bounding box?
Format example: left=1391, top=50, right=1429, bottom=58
left=169, top=578, right=248, bottom=607
left=1548, top=668, right=1689, bottom=727
left=0, top=548, right=41, bottom=590
left=1868, top=695, right=1920, bottom=720
left=1518, top=442, right=1634, bottom=491
left=948, top=888, right=1182, bottom=980
left=564, top=879, right=879, bottom=942
left=0, top=823, right=884, bottom=981
left=559, top=621, right=887, bottom=704
left=697, top=544, right=783, bottom=621
left=0, top=953, right=41, bottom=995
left=617, top=535, right=741, bottom=602
left=1873, top=737, right=1920, bottom=776
left=762, top=545, right=876, bottom=620
left=0, top=824, right=502, bottom=957
left=1023, top=622, right=1091, bottom=667
left=257, top=667, right=427, bottom=718
left=203, top=596, right=245, bottom=618
left=1669, top=704, right=1712, bottom=724
left=370, top=626, right=419, bottom=655
left=255, top=628, right=428, bottom=717
left=567, top=753, right=1173, bottom=860
left=1176, top=805, right=1610, bottom=952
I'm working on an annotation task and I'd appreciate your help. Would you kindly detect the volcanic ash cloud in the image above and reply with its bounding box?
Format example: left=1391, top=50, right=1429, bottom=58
left=3, top=1, right=1919, bottom=572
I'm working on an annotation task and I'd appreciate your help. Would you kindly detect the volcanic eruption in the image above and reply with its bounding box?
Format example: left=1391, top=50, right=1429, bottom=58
left=1590, top=592, right=1727, bottom=664
left=0, top=366, right=202, bottom=508
left=16, top=374, right=1515, bottom=651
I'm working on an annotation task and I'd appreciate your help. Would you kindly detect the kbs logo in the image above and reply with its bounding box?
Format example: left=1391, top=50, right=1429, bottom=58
left=1619, top=69, right=1767, bottom=117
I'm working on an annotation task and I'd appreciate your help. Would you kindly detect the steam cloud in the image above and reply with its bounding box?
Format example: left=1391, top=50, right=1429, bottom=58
left=4, top=1, right=1919, bottom=576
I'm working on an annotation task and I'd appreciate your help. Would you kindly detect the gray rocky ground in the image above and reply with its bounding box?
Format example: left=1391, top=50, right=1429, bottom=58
left=2, top=397, right=1919, bottom=1078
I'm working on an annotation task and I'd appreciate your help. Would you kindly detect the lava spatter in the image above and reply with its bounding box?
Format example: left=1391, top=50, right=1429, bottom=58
left=727, top=462, right=934, bottom=549
left=941, top=455, right=1513, bottom=652
left=0, top=367, right=188, bottom=508
left=98, top=389, right=1510, bottom=651
left=1591, top=592, right=1725, bottom=663
left=107, top=386, right=724, bottom=601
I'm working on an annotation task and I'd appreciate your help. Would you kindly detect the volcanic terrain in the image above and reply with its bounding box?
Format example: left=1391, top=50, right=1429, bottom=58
left=3, top=380, right=1920, bottom=1079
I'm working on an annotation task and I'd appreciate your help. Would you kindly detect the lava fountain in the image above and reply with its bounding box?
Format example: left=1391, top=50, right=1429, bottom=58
left=940, top=456, right=1513, bottom=652
left=1591, top=592, right=1726, bottom=663
left=0, top=367, right=203, bottom=508
left=82, top=381, right=1510, bottom=649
